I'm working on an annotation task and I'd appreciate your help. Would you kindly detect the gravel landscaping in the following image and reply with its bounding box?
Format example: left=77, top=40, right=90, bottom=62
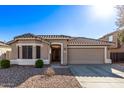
left=0, top=65, right=81, bottom=88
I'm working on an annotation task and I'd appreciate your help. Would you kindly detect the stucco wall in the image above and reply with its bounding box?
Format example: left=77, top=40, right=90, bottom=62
left=17, top=39, right=42, bottom=44
left=10, top=43, right=17, bottom=60
left=41, top=42, right=49, bottom=60
left=107, top=49, right=110, bottom=59
left=0, top=46, right=11, bottom=60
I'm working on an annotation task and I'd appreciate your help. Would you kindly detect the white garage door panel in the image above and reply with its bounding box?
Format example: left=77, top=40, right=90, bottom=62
left=68, top=48, right=104, bottom=64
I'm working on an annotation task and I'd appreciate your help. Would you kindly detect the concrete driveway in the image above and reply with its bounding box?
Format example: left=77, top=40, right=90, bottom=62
left=69, top=64, right=124, bottom=88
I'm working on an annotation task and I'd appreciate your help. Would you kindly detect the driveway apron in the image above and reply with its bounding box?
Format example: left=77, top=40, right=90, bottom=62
left=70, top=64, right=124, bottom=88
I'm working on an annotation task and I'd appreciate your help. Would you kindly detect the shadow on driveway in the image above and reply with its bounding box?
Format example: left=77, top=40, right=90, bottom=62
left=69, top=64, right=124, bottom=78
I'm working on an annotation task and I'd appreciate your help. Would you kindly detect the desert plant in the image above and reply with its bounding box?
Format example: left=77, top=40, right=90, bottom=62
left=35, top=59, right=44, bottom=68
left=0, top=59, right=10, bottom=68
left=44, top=67, right=55, bottom=77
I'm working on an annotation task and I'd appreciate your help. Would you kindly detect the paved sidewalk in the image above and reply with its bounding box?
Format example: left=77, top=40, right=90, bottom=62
left=51, top=64, right=69, bottom=68
left=70, top=64, right=124, bottom=88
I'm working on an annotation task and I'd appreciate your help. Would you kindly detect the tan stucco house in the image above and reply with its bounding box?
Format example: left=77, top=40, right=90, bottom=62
left=4, top=33, right=113, bottom=65
left=99, top=28, right=124, bottom=63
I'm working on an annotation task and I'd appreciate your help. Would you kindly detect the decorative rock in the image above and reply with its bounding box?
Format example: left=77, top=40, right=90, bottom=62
left=0, top=65, right=81, bottom=88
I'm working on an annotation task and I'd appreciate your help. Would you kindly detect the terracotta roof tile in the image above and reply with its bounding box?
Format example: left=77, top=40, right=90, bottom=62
left=0, top=41, right=9, bottom=47
left=8, top=33, right=113, bottom=46
left=68, top=37, right=113, bottom=46
left=14, top=33, right=71, bottom=39
left=37, top=35, right=71, bottom=39
left=14, top=33, right=38, bottom=39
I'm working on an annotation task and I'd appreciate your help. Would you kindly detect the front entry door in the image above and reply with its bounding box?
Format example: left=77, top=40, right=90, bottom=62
left=51, top=45, right=61, bottom=62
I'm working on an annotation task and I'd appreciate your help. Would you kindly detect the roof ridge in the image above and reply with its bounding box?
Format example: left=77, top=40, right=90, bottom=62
left=14, top=33, right=37, bottom=39
left=37, top=34, right=72, bottom=38
left=37, top=34, right=71, bottom=37
left=70, top=37, right=105, bottom=42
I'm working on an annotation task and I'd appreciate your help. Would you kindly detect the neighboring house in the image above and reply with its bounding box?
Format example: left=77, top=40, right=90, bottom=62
left=6, top=33, right=112, bottom=65
left=0, top=41, right=11, bottom=60
left=99, top=28, right=124, bottom=63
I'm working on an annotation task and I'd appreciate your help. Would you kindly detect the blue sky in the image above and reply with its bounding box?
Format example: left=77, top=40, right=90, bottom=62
left=0, top=5, right=117, bottom=41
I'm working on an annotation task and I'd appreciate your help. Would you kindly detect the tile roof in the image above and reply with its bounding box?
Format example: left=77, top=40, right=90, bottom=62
left=37, top=35, right=71, bottom=39
left=8, top=33, right=113, bottom=46
left=68, top=37, right=113, bottom=46
left=14, top=33, right=38, bottom=39
left=14, top=33, right=71, bottom=39
left=0, top=41, right=9, bottom=47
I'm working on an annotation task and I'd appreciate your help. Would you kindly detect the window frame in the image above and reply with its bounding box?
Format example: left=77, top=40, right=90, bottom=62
left=109, top=35, right=113, bottom=42
left=36, top=46, right=41, bottom=59
left=22, top=46, right=33, bottom=59
left=18, top=46, right=20, bottom=59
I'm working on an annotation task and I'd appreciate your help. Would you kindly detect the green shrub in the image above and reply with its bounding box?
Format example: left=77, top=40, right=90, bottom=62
left=0, top=59, right=10, bottom=68
left=35, top=59, right=44, bottom=68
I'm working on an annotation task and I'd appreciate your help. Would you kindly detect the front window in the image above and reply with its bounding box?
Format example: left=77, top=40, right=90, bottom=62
left=18, top=46, right=19, bottom=59
left=36, top=46, right=41, bottom=59
left=22, top=46, right=32, bottom=59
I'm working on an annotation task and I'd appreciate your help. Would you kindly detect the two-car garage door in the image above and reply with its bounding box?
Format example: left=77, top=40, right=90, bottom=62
left=68, top=48, right=105, bottom=64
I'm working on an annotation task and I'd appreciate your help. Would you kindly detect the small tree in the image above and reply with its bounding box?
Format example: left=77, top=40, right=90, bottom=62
left=116, top=5, right=124, bottom=45
left=117, top=31, right=124, bottom=45
left=116, top=5, right=124, bottom=28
